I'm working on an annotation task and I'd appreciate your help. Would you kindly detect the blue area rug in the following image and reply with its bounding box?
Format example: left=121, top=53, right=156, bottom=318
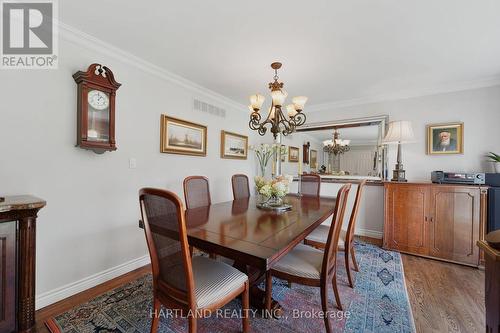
left=46, top=241, right=415, bottom=332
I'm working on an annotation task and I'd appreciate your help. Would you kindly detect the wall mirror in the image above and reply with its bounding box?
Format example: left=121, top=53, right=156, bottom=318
left=296, top=115, right=389, bottom=180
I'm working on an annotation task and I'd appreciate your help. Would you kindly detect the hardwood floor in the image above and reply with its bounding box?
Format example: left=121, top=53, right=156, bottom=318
left=35, top=238, right=485, bottom=333
left=402, top=254, right=485, bottom=333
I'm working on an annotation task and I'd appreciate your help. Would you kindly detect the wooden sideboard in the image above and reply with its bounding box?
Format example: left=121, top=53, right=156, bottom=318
left=383, top=182, right=487, bottom=267
left=0, top=196, right=45, bottom=333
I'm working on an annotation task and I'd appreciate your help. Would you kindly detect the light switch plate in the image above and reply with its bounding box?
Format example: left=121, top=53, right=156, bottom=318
left=129, top=158, right=137, bottom=169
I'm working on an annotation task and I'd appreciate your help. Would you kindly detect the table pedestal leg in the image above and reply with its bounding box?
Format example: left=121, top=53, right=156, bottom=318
left=233, top=262, right=284, bottom=318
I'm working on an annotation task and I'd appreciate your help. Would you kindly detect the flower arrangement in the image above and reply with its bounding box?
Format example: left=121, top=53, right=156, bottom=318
left=250, top=144, right=288, bottom=176
left=254, top=175, right=294, bottom=205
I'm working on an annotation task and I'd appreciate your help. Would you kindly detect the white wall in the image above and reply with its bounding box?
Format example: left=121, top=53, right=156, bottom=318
left=308, top=86, right=500, bottom=180
left=0, top=36, right=259, bottom=308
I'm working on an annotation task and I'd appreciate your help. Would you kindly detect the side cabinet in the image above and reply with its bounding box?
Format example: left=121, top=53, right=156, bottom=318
left=384, top=182, right=487, bottom=267
left=384, top=184, right=430, bottom=255
left=429, top=186, right=480, bottom=266
left=0, top=222, right=16, bottom=333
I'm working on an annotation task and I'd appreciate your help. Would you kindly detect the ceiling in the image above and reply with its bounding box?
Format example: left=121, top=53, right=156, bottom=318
left=305, top=125, right=380, bottom=145
left=60, top=0, right=500, bottom=108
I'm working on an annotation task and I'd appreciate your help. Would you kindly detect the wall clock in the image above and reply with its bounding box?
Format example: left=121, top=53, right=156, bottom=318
left=73, top=64, right=121, bottom=153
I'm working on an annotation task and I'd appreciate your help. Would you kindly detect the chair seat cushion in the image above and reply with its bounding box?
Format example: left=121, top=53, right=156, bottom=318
left=306, top=225, right=347, bottom=250
left=192, top=256, right=247, bottom=308
left=272, top=243, right=324, bottom=279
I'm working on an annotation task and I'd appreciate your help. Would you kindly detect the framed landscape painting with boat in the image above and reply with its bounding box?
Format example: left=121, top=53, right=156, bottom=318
left=160, top=115, right=207, bottom=156
left=220, top=130, right=248, bottom=159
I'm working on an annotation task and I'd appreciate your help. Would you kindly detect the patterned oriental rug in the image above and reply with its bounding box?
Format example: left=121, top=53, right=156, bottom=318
left=45, top=241, right=416, bottom=333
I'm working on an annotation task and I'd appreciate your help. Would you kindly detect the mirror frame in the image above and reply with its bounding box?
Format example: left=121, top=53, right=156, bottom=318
left=296, top=115, right=389, bottom=180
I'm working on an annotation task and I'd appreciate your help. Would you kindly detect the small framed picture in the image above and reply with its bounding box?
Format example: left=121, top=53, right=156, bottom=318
left=160, top=115, right=207, bottom=156
left=310, top=149, right=318, bottom=169
left=288, top=146, right=299, bottom=162
left=281, top=144, right=286, bottom=162
left=220, top=131, right=248, bottom=159
left=427, top=122, right=464, bottom=155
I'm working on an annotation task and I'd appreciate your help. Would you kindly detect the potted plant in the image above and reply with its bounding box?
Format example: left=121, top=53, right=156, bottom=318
left=487, top=152, right=500, bottom=173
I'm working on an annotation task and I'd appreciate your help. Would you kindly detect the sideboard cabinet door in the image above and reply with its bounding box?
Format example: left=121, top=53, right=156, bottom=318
left=384, top=184, right=430, bottom=255
left=429, top=186, right=480, bottom=265
left=0, top=222, right=16, bottom=333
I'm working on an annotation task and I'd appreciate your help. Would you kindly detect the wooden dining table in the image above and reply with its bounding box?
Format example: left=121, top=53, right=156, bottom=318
left=139, top=194, right=336, bottom=312
left=183, top=194, right=337, bottom=311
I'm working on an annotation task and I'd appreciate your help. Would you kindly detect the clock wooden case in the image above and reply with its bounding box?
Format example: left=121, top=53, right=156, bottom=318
left=73, top=64, right=121, bottom=153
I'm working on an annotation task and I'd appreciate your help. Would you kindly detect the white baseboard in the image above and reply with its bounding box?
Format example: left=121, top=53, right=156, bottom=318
left=35, top=255, right=151, bottom=310
left=355, top=228, right=383, bottom=239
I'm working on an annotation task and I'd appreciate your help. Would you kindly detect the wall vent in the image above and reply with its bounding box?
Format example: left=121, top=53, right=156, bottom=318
left=193, top=98, right=226, bottom=118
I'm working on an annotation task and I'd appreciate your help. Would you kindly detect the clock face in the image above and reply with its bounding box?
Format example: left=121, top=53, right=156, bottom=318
left=88, top=90, right=110, bottom=110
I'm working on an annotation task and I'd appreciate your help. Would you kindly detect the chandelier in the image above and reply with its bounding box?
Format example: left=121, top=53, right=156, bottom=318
left=248, top=62, right=308, bottom=139
left=323, top=129, right=350, bottom=155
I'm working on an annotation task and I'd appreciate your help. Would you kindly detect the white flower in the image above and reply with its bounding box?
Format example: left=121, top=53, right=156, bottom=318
left=259, top=184, right=272, bottom=197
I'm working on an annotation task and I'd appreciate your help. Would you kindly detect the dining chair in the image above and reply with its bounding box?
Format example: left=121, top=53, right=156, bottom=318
left=265, top=184, right=351, bottom=333
left=232, top=174, right=250, bottom=200
left=183, top=176, right=211, bottom=209
left=300, top=173, right=321, bottom=197
left=304, top=180, right=367, bottom=288
left=139, top=188, right=250, bottom=333
left=183, top=176, right=216, bottom=258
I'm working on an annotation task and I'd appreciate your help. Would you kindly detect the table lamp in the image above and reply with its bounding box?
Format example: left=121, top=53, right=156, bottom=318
left=383, top=120, right=415, bottom=182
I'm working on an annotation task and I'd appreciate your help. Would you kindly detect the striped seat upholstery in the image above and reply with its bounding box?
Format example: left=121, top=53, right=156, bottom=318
left=272, top=243, right=324, bottom=279
left=192, top=256, right=248, bottom=308
left=307, top=226, right=347, bottom=250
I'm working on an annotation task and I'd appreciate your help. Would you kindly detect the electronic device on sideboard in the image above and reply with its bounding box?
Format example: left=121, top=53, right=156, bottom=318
left=431, top=171, right=485, bottom=185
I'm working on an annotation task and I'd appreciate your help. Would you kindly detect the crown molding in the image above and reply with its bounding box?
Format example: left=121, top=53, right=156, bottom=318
left=58, top=22, right=500, bottom=115
left=58, top=22, right=247, bottom=112
left=307, top=75, right=500, bottom=113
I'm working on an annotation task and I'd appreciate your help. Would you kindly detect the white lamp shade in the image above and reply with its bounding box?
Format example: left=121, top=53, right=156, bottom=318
left=249, top=94, right=265, bottom=110
left=323, top=139, right=333, bottom=146
left=286, top=104, right=297, bottom=117
left=292, top=96, right=308, bottom=110
left=271, top=89, right=287, bottom=106
left=383, top=120, right=415, bottom=144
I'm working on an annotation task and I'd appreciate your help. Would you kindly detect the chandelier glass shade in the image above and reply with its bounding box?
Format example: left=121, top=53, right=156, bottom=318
left=248, top=62, right=308, bottom=139
left=323, top=129, right=351, bottom=155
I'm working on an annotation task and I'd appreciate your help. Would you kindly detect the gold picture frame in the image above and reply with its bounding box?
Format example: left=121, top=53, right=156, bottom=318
left=288, top=146, right=299, bottom=162
left=427, top=122, right=464, bottom=155
left=220, top=131, right=248, bottom=159
left=310, top=149, right=318, bottom=169
left=160, top=115, right=207, bottom=156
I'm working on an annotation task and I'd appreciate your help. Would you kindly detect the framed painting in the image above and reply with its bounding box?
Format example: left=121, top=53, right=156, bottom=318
left=281, top=144, right=286, bottom=162
left=220, top=131, right=248, bottom=159
left=160, top=115, right=207, bottom=156
left=427, top=122, right=464, bottom=155
left=310, top=149, right=318, bottom=169
left=288, top=146, right=299, bottom=162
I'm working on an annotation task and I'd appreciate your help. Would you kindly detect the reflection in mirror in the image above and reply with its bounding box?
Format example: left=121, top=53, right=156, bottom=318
left=297, top=116, right=388, bottom=180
